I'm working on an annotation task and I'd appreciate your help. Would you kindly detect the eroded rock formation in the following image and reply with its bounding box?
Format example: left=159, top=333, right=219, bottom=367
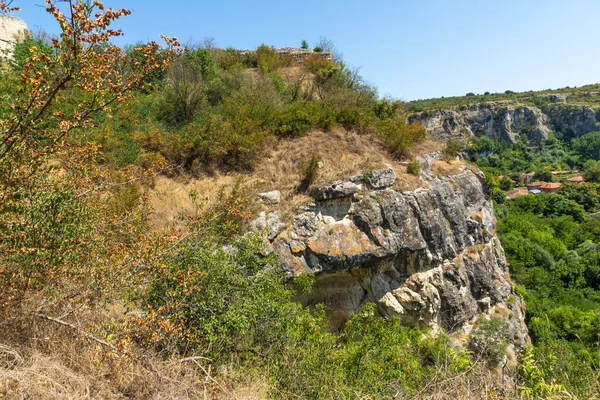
left=255, top=155, right=529, bottom=350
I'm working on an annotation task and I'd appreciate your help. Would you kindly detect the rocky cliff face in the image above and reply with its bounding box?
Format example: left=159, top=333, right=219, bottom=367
left=0, top=15, right=28, bottom=57
left=255, top=155, right=529, bottom=349
left=409, top=102, right=600, bottom=143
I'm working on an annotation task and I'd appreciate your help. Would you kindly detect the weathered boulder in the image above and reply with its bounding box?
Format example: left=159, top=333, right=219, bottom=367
left=362, top=167, right=397, bottom=189
left=250, top=211, right=285, bottom=241
left=310, top=180, right=360, bottom=200
left=257, top=190, right=281, bottom=205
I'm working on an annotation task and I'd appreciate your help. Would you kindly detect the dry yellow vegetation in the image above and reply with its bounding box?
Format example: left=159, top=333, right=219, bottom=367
left=147, top=130, right=444, bottom=229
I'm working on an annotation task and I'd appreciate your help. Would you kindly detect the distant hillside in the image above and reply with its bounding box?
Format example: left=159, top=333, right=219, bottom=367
left=405, top=83, right=600, bottom=112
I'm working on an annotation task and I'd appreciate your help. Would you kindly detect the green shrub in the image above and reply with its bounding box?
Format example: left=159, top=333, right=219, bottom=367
left=275, top=102, right=314, bottom=137
left=158, top=57, right=207, bottom=125
left=377, top=119, right=426, bottom=159
left=9, top=32, right=54, bottom=71
left=213, top=47, right=245, bottom=70
left=491, top=188, right=506, bottom=204
left=336, top=105, right=376, bottom=134
left=187, top=48, right=218, bottom=78
left=141, top=233, right=299, bottom=357
left=298, top=154, right=322, bottom=192
left=373, top=98, right=400, bottom=119
left=407, top=160, right=421, bottom=176
left=499, top=176, right=515, bottom=191
left=255, top=44, right=292, bottom=73
left=470, top=318, right=509, bottom=366
left=442, top=138, right=463, bottom=161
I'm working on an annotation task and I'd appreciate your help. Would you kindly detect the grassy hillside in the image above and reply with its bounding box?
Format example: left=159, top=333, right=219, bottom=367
left=0, top=2, right=596, bottom=399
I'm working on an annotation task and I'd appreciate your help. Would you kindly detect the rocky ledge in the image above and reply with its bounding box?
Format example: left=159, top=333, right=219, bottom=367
left=253, top=155, right=529, bottom=350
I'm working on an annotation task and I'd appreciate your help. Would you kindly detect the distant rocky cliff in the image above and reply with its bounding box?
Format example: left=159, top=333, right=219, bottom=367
left=409, top=101, right=600, bottom=143
left=0, top=15, right=27, bottom=57
left=253, top=154, right=529, bottom=350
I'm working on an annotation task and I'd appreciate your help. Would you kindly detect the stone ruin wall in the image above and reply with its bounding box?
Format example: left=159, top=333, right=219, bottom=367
left=240, top=47, right=333, bottom=66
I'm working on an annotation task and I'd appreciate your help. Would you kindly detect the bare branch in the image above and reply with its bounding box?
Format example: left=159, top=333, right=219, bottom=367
left=35, top=312, right=117, bottom=350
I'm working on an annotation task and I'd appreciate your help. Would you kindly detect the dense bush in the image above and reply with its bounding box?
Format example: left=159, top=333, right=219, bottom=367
left=376, top=118, right=426, bottom=158
left=85, top=42, right=427, bottom=172
left=442, top=137, right=463, bottom=160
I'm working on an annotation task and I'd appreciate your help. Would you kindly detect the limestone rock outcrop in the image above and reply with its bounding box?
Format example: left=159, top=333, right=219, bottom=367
left=409, top=104, right=549, bottom=143
left=409, top=102, right=600, bottom=143
left=0, top=15, right=27, bottom=57
left=256, top=159, right=529, bottom=349
left=545, top=104, right=599, bottom=137
left=257, top=190, right=281, bottom=205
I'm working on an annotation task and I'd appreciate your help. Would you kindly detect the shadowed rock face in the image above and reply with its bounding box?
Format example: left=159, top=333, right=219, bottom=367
left=261, top=156, right=529, bottom=348
left=409, top=102, right=600, bottom=143
left=545, top=104, right=599, bottom=138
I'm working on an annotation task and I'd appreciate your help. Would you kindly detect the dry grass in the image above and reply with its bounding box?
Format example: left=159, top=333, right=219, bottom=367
left=432, top=159, right=466, bottom=177
left=465, top=243, right=488, bottom=259
left=147, top=129, right=431, bottom=228
left=0, top=297, right=533, bottom=400
left=408, top=366, right=521, bottom=400
left=0, top=304, right=528, bottom=400
left=0, top=305, right=270, bottom=400
left=409, top=139, right=445, bottom=157
left=253, top=129, right=396, bottom=192
left=394, top=164, right=426, bottom=192
left=147, top=173, right=263, bottom=229
left=0, top=345, right=269, bottom=399
left=0, top=338, right=525, bottom=400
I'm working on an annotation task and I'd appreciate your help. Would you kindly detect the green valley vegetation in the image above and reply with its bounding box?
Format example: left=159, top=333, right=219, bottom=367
left=468, top=133, right=600, bottom=397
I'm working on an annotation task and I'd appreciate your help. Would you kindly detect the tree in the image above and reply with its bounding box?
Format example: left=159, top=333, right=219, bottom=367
left=572, top=131, right=600, bottom=161
left=300, top=39, right=309, bottom=49
left=8, top=30, right=54, bottom=70
left=0, top=0, right=178, bottom=304
left=159, top=55, right=206, bottom=125
left=500, top=176, right=515, bottom=191
left=534, top=169, right=553, bottom=182
left=583, top=164, right=600, bottom=183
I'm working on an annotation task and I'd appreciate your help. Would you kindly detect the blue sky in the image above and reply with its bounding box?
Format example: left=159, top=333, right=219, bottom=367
left=11, top=0, right=600, bottom=101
